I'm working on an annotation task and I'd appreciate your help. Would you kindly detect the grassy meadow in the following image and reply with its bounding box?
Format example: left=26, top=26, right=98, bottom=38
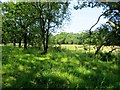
left=2, top=44, right=120, bottom=89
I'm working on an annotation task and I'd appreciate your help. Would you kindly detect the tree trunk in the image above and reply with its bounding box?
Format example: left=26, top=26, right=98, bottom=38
left=43, top=36, right=46, bottom=54
left=24, top=32, right=27, bottom=49
left=13, top=42, right=16, bottom=46
left=19, top=38, right=22, bottom=48
left=13, top=38, right=16, bottom=46
left=43, top=16, right=50, bottom=54
left=44, top=30, right=49, bottom=53
left=40, top=30, right=46, bottom=54
left=41, top=29, right=49, bottom=54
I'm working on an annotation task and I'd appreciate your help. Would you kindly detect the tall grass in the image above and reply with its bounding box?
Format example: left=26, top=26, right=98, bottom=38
left=2, top=45, right=120, bottom=89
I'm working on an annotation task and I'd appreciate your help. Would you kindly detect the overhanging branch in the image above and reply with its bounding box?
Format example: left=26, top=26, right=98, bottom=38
left=88, top=10, right=109, bottom=53
left=89, top=10, right=109, bottom=32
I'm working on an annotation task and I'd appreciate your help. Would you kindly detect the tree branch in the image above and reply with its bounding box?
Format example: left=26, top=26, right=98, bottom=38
left=88, top=10, right=109, bottom=53
left=89, top=10, right=109, bottom=32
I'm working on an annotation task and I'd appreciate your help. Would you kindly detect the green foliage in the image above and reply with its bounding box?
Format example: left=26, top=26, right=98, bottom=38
left=73, top=2, right=120, bottom=49
left=2, top=2, right=70, bottom=52
left=92, top=24, right=120, bottom=46
left=51, top=25, right=120, bottom=47
left=2, top=46, right=120, bottom=89
left=51, top=32, right=90, bottom=45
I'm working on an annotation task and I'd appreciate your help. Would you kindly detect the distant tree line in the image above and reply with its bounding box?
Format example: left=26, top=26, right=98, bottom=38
left=50, top=25, right=120, bottom=46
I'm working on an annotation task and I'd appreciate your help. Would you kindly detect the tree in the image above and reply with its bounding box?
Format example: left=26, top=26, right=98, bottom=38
left=32, top=2, right=70, bottom=53
left=2, top=2, right=37, bottom=48
left=2, top=2, right=70, bottom=53
left=74, top=1, right=120, bottom=54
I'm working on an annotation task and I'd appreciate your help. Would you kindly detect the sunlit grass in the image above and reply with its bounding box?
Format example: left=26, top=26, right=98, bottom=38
left=59, top=44, right=120, bottom=53
left=2, top=45, right=120, bottom=89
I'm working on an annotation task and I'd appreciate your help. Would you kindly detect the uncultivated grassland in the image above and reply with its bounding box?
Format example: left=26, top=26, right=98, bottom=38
left=2, top=45, right=120, bottom=89
left=58, top=44, right=120, bottom=52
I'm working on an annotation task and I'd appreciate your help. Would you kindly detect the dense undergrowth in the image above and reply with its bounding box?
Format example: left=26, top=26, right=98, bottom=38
left=2, top=46, right=120, bottom=89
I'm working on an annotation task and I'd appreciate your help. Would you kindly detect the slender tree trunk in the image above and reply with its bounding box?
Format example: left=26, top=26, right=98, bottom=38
left=13, top=38, right=16, bottom=46
left=42, top=29, right=49, bottom=54
left=43, top=36, right=46, bottom=53
left=43, top=16, right=50, bottom=54
left=41, top=29, right=46, bottom=54
left=24, top=32, right=27, bottom=49
left=44, top=30, right=49, bottom=53
left=19, top=38, right=22, bottom=48
left=13, top=41, right=16, bottom=46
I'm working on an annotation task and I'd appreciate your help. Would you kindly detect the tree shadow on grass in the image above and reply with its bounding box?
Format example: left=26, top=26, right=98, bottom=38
left=3, top=62, right=70, bottom=89
left=2, top=46, right=120, bottom=89
left=48, top=48, right=120, bottom=88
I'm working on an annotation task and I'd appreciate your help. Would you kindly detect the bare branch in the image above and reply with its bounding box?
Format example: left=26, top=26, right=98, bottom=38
left=89, top=10, right=109, bottom=32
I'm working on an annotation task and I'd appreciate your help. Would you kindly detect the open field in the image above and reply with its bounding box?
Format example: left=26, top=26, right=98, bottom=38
left=55, top=44, right=120, bottom=53
left=2, top=45, right=120, bottom=89
left=1, top=43, right=120, bottom=52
